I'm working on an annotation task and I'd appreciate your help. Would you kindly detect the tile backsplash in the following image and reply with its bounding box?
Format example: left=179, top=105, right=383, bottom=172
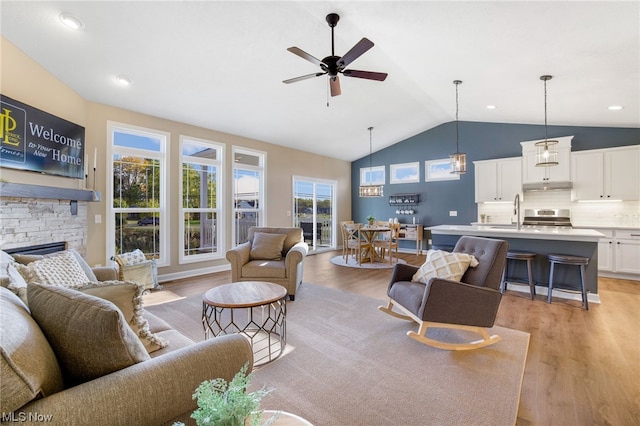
left=477, top=190, right=640, bottom=228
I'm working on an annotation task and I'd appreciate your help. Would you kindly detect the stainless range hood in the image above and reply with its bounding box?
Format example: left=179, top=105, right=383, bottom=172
left=522, top=181, right=573, bottom=192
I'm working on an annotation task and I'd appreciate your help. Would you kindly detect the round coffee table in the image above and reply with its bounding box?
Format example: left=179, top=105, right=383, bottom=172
left=202, top=281, right=287, bottom=366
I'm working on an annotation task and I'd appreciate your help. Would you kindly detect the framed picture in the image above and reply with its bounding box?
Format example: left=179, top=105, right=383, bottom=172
left=360, top=165, right=385, bottom=185
left=390, top=162, right=420, bottom=184
left=425, top=158, right=460, bottom=182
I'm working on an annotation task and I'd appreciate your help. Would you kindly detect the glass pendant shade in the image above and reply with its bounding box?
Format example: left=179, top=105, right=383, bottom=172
left=359, top=126, right=384, bottom=197
left=535, top=140, right=559, bottom=167
left=450, top=152, right=467, bottom=174
left=359, top=185, right=384, bottom=197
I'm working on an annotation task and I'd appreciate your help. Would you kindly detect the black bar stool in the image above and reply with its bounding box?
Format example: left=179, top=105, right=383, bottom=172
left=547, top=254, right=589, bottom=310
left=501, top=251, right=537, bottom=300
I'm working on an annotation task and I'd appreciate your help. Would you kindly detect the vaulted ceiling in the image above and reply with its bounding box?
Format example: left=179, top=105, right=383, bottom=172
left=2, top=1, right=638, bottom=161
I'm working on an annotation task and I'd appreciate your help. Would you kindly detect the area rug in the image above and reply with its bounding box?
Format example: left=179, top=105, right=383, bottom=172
left=141, top=289, right=184, bottom=306
left=145, top=283, right=529, bottom=426
left=330, top=255, right=407, bottom=269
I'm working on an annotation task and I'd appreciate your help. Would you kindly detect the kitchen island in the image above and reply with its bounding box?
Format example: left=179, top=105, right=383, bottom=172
left=427, top=225, right=605, bottom=303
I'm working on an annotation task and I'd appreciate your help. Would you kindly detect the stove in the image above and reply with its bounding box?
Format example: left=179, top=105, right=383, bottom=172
left=522, top=209, right=572, bottom=228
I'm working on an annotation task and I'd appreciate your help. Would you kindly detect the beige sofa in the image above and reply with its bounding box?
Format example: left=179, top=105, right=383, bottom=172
left=226, top=227, right=308, bottom=301
left=1, top=254, right=253, bottom=425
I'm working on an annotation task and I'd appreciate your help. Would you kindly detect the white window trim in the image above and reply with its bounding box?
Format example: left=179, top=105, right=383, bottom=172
left=106, top=121, right=170, bottom=267
left=178, top=135, right=225, bottom=264
left=292, top=175, right=338, bottom=249
left=360, top=165, right=385, bottom=185
left=232, top=146, right=266, bottom=246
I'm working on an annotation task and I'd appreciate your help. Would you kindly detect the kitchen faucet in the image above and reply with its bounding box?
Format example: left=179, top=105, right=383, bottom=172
left=514, top=194, right=521, bottom=230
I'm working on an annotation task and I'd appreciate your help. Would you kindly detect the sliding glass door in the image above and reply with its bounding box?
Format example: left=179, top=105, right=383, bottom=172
left=293, top=177, right=336, bottom=252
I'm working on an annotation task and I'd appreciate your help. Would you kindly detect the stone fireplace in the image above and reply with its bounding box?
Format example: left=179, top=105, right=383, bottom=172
left=0, top=183, right=95, bottom=257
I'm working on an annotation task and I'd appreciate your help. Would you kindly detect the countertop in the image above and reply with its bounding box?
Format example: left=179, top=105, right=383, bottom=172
left=427, top=224, right=605, bottom=242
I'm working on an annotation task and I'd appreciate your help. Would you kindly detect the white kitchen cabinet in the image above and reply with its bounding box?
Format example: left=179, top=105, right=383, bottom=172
left=595, top=228, right=640, bottom=278
left=520, top=136, right=572, bottom=184
left=474, top=157, right=522, bottom=203
left=614, top=230, right=640, bottom=275
left=571, top=145, right=640, bottom=201
left=597, top=229, right=614, bottom=271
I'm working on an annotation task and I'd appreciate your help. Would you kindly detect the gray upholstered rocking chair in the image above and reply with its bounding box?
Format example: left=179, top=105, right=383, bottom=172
left=379, top=236, right=509, bottom=350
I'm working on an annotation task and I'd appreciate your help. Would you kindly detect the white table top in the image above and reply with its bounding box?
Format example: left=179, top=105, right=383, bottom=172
left=427, top=224, right=605, bottom=242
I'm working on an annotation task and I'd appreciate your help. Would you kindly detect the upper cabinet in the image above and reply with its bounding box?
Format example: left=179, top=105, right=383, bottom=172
left=474, top=157, right=522, bottom=203
left=571, top=145, right=640, bottom=201
left=520, top=136, right=573, bottom=184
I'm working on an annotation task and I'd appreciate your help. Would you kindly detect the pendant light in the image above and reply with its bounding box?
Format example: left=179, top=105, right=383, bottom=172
left=359, top=126, right=384, bottom=197
left=449, top=80, right=466, bottom=174
left=535, top=75, right=559, bottom=167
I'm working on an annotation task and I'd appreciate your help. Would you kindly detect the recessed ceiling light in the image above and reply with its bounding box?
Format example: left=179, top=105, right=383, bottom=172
left=486, top=105, right=497, bottom=110
left=608, top=105, right=623, bottom=111
left=59, top=13, right=85, bottom=30
left=115, top=75, right=133, bottom=86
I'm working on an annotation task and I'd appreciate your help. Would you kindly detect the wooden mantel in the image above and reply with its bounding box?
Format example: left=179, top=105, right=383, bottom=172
left=0, top=182, right=101, bottom=202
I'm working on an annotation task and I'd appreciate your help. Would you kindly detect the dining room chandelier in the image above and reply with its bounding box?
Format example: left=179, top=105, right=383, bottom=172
left=449, top=80, right=466, bottom=174
left=359, top=126, right=384, bottom=197
left=535, top=75, right=559, bottom=167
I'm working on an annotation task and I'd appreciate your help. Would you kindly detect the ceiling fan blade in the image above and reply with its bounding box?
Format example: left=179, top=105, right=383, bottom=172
left=337, top=38, right=374, bottom=68
left=343, top=69, right=388, bottom=81
left=330, top=76, right=341, bottom=97
left=287, top=47, right=324, bottom=67
left=283, top=72, right=326, bottom=84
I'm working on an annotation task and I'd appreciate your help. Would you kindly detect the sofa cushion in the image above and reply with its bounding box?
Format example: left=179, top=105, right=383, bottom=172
left=5, top=262, right=29, bottom=305
left=16, top=250, right=91, bottom=288
left=242, top=260, right=287, bottom=278
left=250, top=232, right=287, bottom=260
left=27, top=282, right=150, bottom=386
left=79, top=281, right=167, bottom=353
left=0, top=287, right=64, bottom=413
left=412, top=249, right=479, bottom=284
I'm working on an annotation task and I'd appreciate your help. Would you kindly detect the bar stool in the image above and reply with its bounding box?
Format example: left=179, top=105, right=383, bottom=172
left=501, top=251, right=537, bottom=300
left=547, top=254, right=589, bottom=310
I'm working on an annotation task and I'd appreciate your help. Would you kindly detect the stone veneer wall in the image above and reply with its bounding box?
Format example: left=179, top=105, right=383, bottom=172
left=0, top=197, right=88, bottom=256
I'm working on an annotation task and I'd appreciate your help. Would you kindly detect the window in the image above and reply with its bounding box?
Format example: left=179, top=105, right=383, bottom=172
left=232, top=147, right=265, bottom=245
left=293, top=177, right=337, bottom=252
left=108, top=122, right=168, bottom=265
left=179, top=136, right=224, bottom=263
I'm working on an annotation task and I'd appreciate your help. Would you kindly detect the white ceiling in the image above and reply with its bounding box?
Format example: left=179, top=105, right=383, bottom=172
left=1, top=1, right=638, bottom=162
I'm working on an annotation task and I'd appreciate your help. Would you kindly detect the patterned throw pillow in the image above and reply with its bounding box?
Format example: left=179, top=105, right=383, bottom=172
left=16, top=250, right=91, bottom=288
left=412, top=249, right=479, bottom=284
left=116, top=249, right=148, bottom=266
left=80, top=281, right=167, bottom=353
left=250, top=233, right=287, bottom=260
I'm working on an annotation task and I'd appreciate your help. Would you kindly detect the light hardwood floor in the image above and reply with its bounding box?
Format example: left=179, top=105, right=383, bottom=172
left=160, top=250, right=640, bottom=426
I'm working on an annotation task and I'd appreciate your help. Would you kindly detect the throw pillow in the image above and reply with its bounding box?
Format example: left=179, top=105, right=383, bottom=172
left=250, top=232, right=287, bottom=260
left=7, top=263, right=28, bottom=305
left=27, top=282, right=150, bottom=386
left=412, top=249, right=479, bottom=284
left=16, top=250, right=91, bottom=288
left=79, top=281, right=167, bottom=353
left=116, top=249, right=148, bottom=266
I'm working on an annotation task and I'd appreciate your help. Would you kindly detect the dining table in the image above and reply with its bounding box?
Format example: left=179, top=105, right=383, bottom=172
left=357, top=225, right=391, bottom=263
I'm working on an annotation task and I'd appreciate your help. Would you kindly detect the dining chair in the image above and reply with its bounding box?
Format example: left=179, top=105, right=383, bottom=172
left=343, top=223, right=371, bottom=265
left=373, top=222, right=400, bottom=264
left=339, top=220, right=354, bottom=260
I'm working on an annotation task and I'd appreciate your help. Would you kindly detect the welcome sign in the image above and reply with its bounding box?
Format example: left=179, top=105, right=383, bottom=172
left=0, top=95, right=86, bottom=179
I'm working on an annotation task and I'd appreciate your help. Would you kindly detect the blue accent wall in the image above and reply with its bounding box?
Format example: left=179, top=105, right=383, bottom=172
left=351, top=121, right=640, bottom=234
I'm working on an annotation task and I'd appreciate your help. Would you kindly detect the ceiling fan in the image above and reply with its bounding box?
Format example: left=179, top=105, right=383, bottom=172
left=283, top=13, right=388, bottom=97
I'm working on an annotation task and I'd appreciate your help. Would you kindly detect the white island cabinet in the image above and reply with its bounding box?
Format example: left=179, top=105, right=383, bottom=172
left=571, top=145, right=640, bottom=201
left=474, top=157, right=522, bottom=203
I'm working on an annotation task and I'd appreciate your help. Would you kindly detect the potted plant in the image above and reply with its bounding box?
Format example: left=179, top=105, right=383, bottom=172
left=366, top=215, right=376, bottom=226
left=175, top=363, right=275, bottom=426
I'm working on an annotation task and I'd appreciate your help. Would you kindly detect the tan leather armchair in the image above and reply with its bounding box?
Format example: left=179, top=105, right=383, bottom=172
left=226, top=227, right=308, bottom=300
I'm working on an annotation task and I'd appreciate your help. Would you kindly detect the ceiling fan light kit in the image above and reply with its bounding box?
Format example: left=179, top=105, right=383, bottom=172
left=283, top=13, right=388, bottom=98
left=535, top=75, right=559, bottom=167
left=449, top=80, right=466, bottom=174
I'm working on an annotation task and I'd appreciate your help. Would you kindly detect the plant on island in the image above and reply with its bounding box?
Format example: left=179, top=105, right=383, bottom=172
left=174, top=363, right=275, bottom=426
